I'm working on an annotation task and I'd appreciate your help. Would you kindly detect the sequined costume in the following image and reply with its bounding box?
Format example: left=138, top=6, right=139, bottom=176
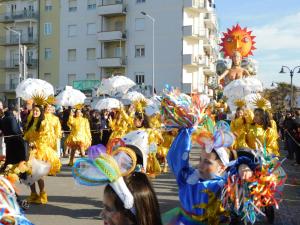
left=230, top=117, right=247, bottom=149
left=109, top=109, right=134, bottom=140
left=24, top=118, right=61, bottom=175
left=65, top=115, right=91, bottom=150
left=166, top=128, right=230, bottom=225
left=245, top=124, right=279, bottom=156
left=44, top=113, right=62, bottom=150
left=146, top=128, right=163, bottom=176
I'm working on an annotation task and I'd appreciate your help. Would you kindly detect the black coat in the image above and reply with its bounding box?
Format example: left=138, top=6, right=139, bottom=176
left=0, top=111, right=27, bottom=166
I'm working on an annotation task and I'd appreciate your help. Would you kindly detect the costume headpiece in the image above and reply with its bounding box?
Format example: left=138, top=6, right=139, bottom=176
left=73, top=143, right=137, bottom=211
left=220, top=24, right=256, bottom=58
left=195, top=121, right=235, bottom=166
left=252, top=96, right=271, bottom=111
left=234, top=99, right=246, bottom=108
left=133, top=99, right=148, bottom=114
left=31, top=93, right=48, bottom=107
left=74, top=104, right=84, bottom=110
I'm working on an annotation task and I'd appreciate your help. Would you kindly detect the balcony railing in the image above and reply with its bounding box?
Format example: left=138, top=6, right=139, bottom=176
left=0, top=59, right=38, bottom=69
left=98, top=0, right=126, bottom=15
left=0, top=11, right=39, bottom=23
left=99, top=0, right=124, bottom=6
left=0, top=83, right=17, bottom=92
left=0, top=36, right=38, bottom=46
left=97, top=57, right=126, bottom=67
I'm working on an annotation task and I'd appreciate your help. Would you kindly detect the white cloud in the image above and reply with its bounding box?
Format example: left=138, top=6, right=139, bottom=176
left=253, top=12, right=300, bottom=50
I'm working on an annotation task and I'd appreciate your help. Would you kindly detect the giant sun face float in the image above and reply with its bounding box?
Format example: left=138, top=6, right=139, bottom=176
left=220, top=24, right=256, bottom=58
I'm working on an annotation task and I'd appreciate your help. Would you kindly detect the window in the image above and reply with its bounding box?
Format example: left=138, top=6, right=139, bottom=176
left=44, top=48, right=52, bottom=60
left=86, top=73, right=96, bottom=80
left=45, top=0, right=52, bottom=11
left=69, top=0, right=77, bottom=12
left=44, top=73, right=51, bottom=82
left=135, top=73, right=145, bottom=84
left=135, top=45, right=145, bottom=57
left=68, top=25, right=77, bottom=37
left=87, top=48, right=96, bottom=60
left=135, top=18, right=145, bottom=31
left=114, top=47, right=122, bottom=57
left=87, top=23, right=96, bottom=35
left=87, top=0, right=96, bottom=10
left=68, top=49, right=76, bottom=61
left=44, top=23, right=52, bottom=35
left=8, top=74, right=18, bottom=90
left=136, top=0, right=146, bottom=3
left=68, top=74, right=76, bottom=86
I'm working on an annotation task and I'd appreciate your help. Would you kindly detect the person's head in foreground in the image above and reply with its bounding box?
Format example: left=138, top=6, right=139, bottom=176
left=101, top=172, right=163, bottom=225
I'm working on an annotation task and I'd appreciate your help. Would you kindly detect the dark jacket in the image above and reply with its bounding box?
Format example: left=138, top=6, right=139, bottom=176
left=0, top=111, right=27, bottom=166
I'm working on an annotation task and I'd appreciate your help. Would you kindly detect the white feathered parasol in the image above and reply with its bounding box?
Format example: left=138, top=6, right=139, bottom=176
left=94, top=98, right=123, bottom=111
left=15, top=78, right=54, bottom=100
left=97, top=76, right=136, bottom=96
left=56, top=86, right=86, bottom=107
left=122, top=91, right=147, bottom=102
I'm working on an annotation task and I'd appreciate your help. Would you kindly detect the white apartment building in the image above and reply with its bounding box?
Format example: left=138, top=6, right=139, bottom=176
left=59, top=0, right=99, bottom=89
left=97, top=0, right=219, bottom=94
left=49, top=0, right=220, bottom=95
left=0, top=0, right=39, bottom=101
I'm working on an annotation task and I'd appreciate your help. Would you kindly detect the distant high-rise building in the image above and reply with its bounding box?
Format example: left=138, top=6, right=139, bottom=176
left=0, top=0, right=220, bottom=103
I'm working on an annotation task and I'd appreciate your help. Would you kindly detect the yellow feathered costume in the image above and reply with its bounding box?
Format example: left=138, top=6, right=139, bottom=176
left=65, top=115, right=91, bottom=151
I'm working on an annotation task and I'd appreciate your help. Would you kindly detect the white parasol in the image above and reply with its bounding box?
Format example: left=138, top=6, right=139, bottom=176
left=94, top=98, right=123, bottom=111
left=15, top=78, right=54, bottom=100
left=56, top=86, right=86, bottom=107
left=97, top=76, right=136, bottom=96
left=122, top=91, right=146, bottom=102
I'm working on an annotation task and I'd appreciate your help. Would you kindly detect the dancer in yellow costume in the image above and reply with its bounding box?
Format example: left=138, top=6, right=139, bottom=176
left=244, top=98, right=279, bottom=156
left=230, top=100, right=249, bottom=149
left=44, top=103, right=62, bottom=152
left=24, top=101, right=61, bottom=204
left=109, top=108, right=134, bottom=140
left=65, top=108, right=91, bottom=166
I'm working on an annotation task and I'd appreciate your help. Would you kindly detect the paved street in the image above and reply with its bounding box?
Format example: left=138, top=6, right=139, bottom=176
left=16, top=147, right=300, bottom=225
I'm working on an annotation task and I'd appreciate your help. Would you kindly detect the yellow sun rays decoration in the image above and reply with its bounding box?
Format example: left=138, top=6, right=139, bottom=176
left=220, top=24, right=256, bottom=58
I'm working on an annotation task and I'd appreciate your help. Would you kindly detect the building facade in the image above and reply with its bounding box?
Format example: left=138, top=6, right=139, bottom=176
left=0, top=0, right=39, bottom=103
left=0, top=0, right=220, bottom=102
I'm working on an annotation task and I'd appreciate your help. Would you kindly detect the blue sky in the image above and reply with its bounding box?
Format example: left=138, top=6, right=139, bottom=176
left=215, top=0, right=300, bottom=88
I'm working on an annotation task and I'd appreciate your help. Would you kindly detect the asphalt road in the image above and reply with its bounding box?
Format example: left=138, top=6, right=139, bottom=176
left=16, top=147, right=300, bottom=225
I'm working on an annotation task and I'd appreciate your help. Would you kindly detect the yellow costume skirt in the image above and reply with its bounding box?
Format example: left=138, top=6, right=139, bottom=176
left=147, top=153, right=161, bottom=175
left=30, top=143, right=61, bottom=176
left=65, top=135, right=91, bottom=151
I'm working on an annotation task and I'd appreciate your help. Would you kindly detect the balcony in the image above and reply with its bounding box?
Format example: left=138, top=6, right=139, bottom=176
left=98, top=30, right=126, bottom=41
left=0, top=11, right=39, bottom=23
left=183, top=26, right=210, bottom=42
left=184, top=0, right=209, bottom=13
left=183, top=54, right=202, bottom=67
left=97, top=57, right=126, bottom=67
left=0, top=36, right=38, bottom=46
left=203, top=59, right=215, bottom=75
left=0, top=59, right=38, bottom=70
left=98, top=0, right=126, bottom=16
left=204, top=13, right=217, bottom=30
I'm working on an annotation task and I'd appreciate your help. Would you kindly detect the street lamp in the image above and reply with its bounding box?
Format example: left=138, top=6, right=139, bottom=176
left=141, top=11, right=155, bottom=95
left=279, top=66, right=300, bottom=110
left=5, top=26, right=22, bottom=119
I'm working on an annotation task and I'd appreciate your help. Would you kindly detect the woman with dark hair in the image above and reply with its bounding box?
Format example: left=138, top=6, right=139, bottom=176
left=24, top=105, right=61, bottom=204
left=245, top=108, right=279, bottom=156
left=101, top=172, right=163, bottom=225
left=230, top=106, right=247, bottom=149
left=65, top=108, right=91, bottom=166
